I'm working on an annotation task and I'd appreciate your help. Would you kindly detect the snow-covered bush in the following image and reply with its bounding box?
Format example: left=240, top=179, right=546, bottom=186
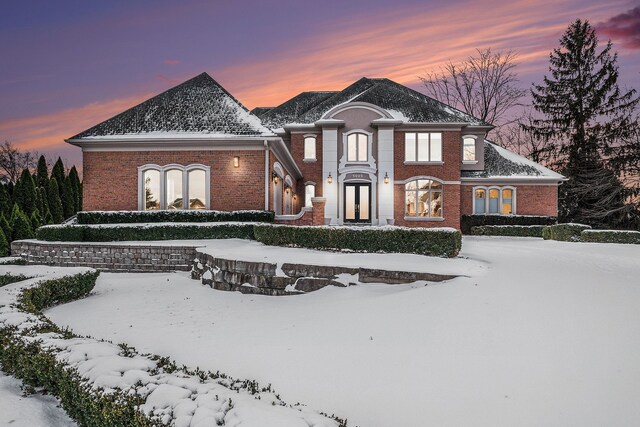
left=581, top=229, right=640, bottom=245
left=0, top=267, right=345, bottom=426
left=254, top=224, right=462, bottom=257
left=461, top=214, right=556, bottom=234
left=77, top=209, right=275, bottom=224
left=36, top=222, right=255, bottom=242
left=470, top=225, right=545, bottom=238
left=542, top=223, right=591, bottom=242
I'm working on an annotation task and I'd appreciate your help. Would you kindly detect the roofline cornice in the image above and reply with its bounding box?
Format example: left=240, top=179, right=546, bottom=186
left=460, top=176, right=566, bottom=185
left=66, top=136, right=282, bottom=151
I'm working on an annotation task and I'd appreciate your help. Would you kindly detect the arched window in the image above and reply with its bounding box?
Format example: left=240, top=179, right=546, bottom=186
left=347, top=132, right=368, bottom=162
left=188, top=169, right=207, bottom=209
left=405, top=178, right=443, bottom=218
left=463, top=137, right=476, bottom=161
left=139, top=164, right=209, bottom=210
left=305, top=183, right=315, bottom=207
left=143, top=169, right=161, bottom=210
left=304, top=136, right=316, bottom=160
left=165, top=169, right=184, bottom=209
left=473, top=186, right=516, bottom=215
left=474, top=188, right=486, bottom=214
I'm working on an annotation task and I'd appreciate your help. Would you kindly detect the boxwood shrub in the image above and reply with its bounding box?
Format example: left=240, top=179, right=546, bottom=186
left=36, top=223, right=255, bottom=242
left=461, top=215, right=556, bottom=234
left=470, top=225, right=545, bottom=238
left=581, top=229, right=640, bottom=244
left=254, top=224, right=462, bottom=257
left=542, top=223, right=592, bottom=242
left=76, top=210, right=275, bottom=224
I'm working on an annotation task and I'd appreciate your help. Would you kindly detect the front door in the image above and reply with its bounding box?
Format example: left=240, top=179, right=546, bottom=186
left=344, top=183, right=371, bottom=223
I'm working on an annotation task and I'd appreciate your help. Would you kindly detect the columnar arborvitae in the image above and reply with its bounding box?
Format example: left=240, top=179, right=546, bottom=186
left=0, top=214, right=11, bottom=244
left=30, top=208, right=44, bottom=231
left=0, top=184, right=10, bottom=218
left=11, top=207, right=34, bottom=241
left=51, top=157, right=65, bottom=187
left=35, top=186, right=49, bottom=219
left=14, top=169, right=37, bottom=215
left=62, top=175, right=75, bottom=219
left=36, top=155, right=49, bottom=189
left=524, top=19, right=640, bottom=228
left=0, top=226, right=8, bottom=257
left=47, top=178, right=64, bottom=224
left=69, top=166, right=81, bottom=212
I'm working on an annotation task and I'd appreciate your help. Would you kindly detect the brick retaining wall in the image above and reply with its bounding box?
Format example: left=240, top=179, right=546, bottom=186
left=11, top=241, right=198, bottom=272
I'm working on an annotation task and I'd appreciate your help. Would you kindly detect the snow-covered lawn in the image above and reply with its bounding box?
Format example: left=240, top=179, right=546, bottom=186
left=46, top=237, right=640, bottom=426
left=0, top=370, right=76, bottom=427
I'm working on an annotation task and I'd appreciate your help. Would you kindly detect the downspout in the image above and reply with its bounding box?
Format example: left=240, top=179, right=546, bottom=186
left=264, top=140, right=269, bottom=211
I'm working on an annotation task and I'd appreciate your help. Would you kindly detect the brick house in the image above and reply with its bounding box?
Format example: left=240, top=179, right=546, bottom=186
left=67, top=72, right=564, bottom=229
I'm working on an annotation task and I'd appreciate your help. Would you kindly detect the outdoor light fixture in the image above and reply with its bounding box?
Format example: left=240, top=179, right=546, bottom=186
left=233, top=156, right=239, bottom=168
left=272, top=173, right=279, bottom=184
left=285, top=186, right=290, bottom=194
left=293, top=193, right=297, bottom=200
left=327, top=173, right=333, bottom=184
left=384, top=172, right=390, bottom=184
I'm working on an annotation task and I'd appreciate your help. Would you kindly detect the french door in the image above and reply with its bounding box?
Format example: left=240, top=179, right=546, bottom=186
left=344, top=183, right=371, bottom=223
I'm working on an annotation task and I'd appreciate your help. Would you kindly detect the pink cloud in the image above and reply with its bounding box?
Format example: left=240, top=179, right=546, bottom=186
left=597, top=6, right=640, bottom=49
left=164, top=59, right=180, bottom=65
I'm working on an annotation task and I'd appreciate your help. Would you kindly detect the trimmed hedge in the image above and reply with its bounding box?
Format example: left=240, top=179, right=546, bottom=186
left=0, top=257, right=27, bottom=266
left=36, top=223, right=255, bottom=242
left=254, top=224, right=462, bottom=257
left=470, top=225, right=545, bottom=238
left=76, top=210, right=275, bottom=224
left=461, top=215, right=557, bottom=234
left=581, top=229, right=640, bottom=245
left=542, top=223, right=592, bottom=242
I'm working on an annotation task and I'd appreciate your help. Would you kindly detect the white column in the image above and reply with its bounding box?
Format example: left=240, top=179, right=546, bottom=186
left=377, top=127, right=395, bottom=225
left=322, top=127, right=339, bottom=224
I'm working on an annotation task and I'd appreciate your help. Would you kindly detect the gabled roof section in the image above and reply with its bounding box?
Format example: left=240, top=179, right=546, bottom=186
left=259, top=91, right=338, bottom=128
left=290, top=78, right=490, bottom=126
left=462, top=141, right=565, bottom=180
left=70, top=72, right=273, bottom=139
left=250, top=107, right=274, bottom=116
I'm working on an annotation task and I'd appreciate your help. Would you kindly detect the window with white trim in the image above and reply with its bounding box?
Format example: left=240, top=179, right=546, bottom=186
left=405, top=179, right=443, bottom=218
left=405, top=132, right=442, bottom=162
left=347, top=133, right=368, bottom=162
left=305, top=184, right=315, bottom=207
left=473, top=186, right=516, bottom=215
left=304, top=136, right=316, bottom=160
left=463, top=137, right=476, bottom=161
left=140, top=164, right=209, bottom=210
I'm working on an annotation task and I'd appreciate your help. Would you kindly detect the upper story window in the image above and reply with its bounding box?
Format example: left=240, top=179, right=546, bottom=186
left=347, top=133, right=368, bottom=162
left=140, top=164, right=209, bottom=211
left=474, top=186, right=515, bottom=215
left=405, top=132, right=442, bottom=162
left=305, top=183, right=315, bottom=207
left=405, top=178, right=443, bottom=219
left=463, top=137, right=476, bottom=162
left=304, top=136, right=316, bottom=160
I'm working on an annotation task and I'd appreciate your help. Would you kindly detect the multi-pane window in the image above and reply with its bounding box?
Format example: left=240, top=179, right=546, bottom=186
left=405, top=179, right=443, bottom=218
left=347, top=133, right=368, bottom=162
left=473, top=186, right=516, bottom=215
left=140, top=165, right=208, bottom=210
left=405, top=132, right=443, bottom=162
left=305, top=184, right=315, bottom=207
left=304, top=136, right=316, bottom=160
left=463, top=137, right=476, bottom=161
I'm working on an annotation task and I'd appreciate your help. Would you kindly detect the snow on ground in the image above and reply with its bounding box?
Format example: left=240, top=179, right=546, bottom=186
left=46, top=237, right=640, bottom=426
left=0, top=370, right=76, bottom=426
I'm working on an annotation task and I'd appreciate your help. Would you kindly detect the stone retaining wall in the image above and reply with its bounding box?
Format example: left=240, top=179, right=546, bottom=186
left=11, top=241, right=198, bottom=272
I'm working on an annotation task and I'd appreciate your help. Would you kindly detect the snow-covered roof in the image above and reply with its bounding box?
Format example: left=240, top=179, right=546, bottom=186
left=70, top=73, right=274, bottom=139
left=261, top=78, right=489, bottom=127
left=462, top=141, right=565, bottom=180
left=250, top=106, right=274, bottom=116
left=259, top=91, right=338, bottom=128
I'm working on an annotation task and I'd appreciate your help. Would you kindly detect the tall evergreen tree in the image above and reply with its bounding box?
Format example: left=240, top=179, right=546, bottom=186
left=524, top=19, right=640, bottom=228
left=0, top=226, right=8, bottom=257
left=11, top=207, right=34, bottom=240
left=0, top=184, right=10, bottom=218
left=62, top=175, right=75, bottom=219
left=15, top=169, right=37, bottom=215
left=35, top=186, right=49, bottom=218
left=69, top=166, right=81, bottom=212
left=47, top=178, right=64, bottom=223
left=0, top=214, right=11, bottom=243
left=51, top=157, right=65, bottom=186
left=36, top=155, right=49, bottom=189
left=30, top=208, right=44, bottom=231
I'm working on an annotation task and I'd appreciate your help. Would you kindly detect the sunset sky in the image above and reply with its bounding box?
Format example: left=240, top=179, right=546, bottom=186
left=1, top=0, right=639, bottom=168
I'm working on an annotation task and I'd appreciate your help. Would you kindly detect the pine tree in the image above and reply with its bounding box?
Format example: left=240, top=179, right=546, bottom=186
left=62, top=175, right=75, bottom=219
left=11, top=207, right=34, bottom=240
left=0, top=184, right=10, bottom=218
left=0, top=226, right=8, bottom=257
left=524, top=19, right=640, bottom=228
left=51, top=157, right=65, bottom=186
left=30, top=208, right=44, bottom=231
left=36, top=155, right=49, bottom=189
left=44, top=210, right=53, bottom=225
left=69, top=166, right=81, bottom=212
left=15, top=168, right=37, bottom=215
left=35, top=186, right=49, bottom=218
left=0, top=214, right=11, bottom=243
left=47, top=178, right=64, bottom=223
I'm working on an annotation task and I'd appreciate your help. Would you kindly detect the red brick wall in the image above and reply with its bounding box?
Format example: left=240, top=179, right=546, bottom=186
left=290, top=133, right=323, bottom=206
left=83, top=150, right=266, bottom=211
left=460, top=184, right=559, bottom=216
left=392, top=131, right=462, bottom=228
left=268, top=149, right=298, bottom=214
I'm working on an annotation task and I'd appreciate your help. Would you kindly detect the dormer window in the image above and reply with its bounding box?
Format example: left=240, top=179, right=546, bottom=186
left=304, top=136, right=316, bottom=161
left=463, top=137, right=476, bottom=162
left=347, top=133, right=368, bottom=162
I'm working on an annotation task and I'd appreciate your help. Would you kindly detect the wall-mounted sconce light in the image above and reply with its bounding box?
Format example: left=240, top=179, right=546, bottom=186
left=272, top=172, right=279, bottom=185
left=293, top=193, right=297, bottom=200
left=233, top=156, right=240, bottom=168
left=327, top=173, right=333, bottom=184
left=285, top=185, right=290, bottom=194
left=384, top=172, right=390, bottom=184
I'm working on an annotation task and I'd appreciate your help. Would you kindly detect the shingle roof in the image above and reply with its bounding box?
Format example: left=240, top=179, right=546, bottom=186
left=259, top=91, right=338, bottom=128
left=461, top=141, right=565, bottom=180
left=70, top=72, right=273, bottom=139
left=250, top=107, right=274, bottom=116
left=262, top=78, right=489, bottom=127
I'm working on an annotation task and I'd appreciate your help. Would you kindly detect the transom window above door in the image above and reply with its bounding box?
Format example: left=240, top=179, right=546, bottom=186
left=405, top=132, right=443, bottom=162
left=347, top=132, right=368, bottom=162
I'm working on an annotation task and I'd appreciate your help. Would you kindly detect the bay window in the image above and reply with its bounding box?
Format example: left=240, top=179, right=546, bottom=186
left=405, top=132, right=442, bottom=162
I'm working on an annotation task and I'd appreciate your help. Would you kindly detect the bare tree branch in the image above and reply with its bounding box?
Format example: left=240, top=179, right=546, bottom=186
left=0, top=141, right=39, bottom=184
